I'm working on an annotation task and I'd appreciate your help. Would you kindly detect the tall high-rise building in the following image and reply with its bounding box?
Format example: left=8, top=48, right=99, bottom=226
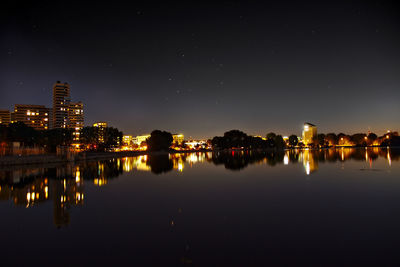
left=302, top=122, right=317, bottom=146
left=0, top=109, right=11, bottom=125
left=11, top=105, right=50, bottom=130
left=68, top=102, right=84, bottom=141
left=52, top=81, right=70, bottom=129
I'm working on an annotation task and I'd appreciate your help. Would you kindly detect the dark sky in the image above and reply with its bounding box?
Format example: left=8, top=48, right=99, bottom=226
left=1, top=1, right=399, bottom=138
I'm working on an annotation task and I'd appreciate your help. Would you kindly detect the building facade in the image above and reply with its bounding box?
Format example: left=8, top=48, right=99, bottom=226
left=302, top=122, right=317, bottom=146
left=11, top=105, right=50, bottom=130
left=122, top=135, right=133, bottom=146
left=172, top=134, right=184, bottom=145
left=133, top=135, right=150, bottom=146
left=53, top=81, right=70, bottom=129
left=0, top=109, right=11, bottom=125
left=93, top=122, right=108, bottom=143
left=68, top=102, right=84, bottom=141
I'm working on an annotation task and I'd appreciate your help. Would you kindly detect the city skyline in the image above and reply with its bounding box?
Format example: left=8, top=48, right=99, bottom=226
left=0, top=80, right=398, bottom=138
left=1, top=1, right=399, bottom=138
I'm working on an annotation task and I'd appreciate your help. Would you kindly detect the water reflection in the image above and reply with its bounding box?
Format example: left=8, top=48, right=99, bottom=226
left=0, top=148, right=398, bottom=227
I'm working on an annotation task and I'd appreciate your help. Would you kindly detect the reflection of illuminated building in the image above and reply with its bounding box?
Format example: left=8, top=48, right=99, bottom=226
left=93, top=122, right=107, bottom=143
left=301, top=150, right=318, bottom=175
left=131, top=155, right=151, bottom=171
left=53, top=177, right=84, bottom=227
left=94, top=178, right=107, bottom=186
left=172, top=134, right=184, bottom=145
left=284, top=151, right=289, bottom=165
left=302, top=122, right=317, bottom=146
left=93, top=162, right=108, bottom=186
left=11, top=178, right=50, bottom=207
left=172, top=156, right=185, bottom=172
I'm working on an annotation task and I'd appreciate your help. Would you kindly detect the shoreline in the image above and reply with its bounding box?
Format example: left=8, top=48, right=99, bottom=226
left=0, top=149, right=212, bottom=167
left=0, top=146, right=398, bottom=167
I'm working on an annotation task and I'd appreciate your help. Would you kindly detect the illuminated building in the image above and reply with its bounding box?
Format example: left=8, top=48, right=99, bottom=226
left=133, top=134, right=150, bottom=145
left=68, top=102, right=84, bottom=141
left=11, top=104, right=50, bottom=130
left=172, top=134, right=184, bottom=145
left=0, top=109, right=11, bottom=125
left=93, top=122, right=107, bottom=143
left=302, top=122, right=317, bottom=146
left=185, top=140, right=208, bottom=149
left=253, top=135, right=267, bottom=140
left=123, top=135, right=133, bottom=145
left=52, top=81, right=70, bottom=129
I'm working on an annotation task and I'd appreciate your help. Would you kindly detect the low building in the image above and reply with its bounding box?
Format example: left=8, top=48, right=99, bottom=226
left=133, top=135, right=150, bottom=146
left=0, top=109, right=11, bottom=125
left=123, top=135, right=133, bottom=145
left=11, top=104, right=50, bottom=130
left=172, top=134, right=184, bottom=145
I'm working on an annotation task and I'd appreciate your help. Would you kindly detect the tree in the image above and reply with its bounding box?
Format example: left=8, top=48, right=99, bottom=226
left=147, top=130, right=173, bottom=151
left=223, top=130, right=248, bottom=148
left=317, top=133, right=326, bottom=147
left=104, top=127, right=123, bottom=150
left=325, top=133, right=338, bottom=146
left=350, top=133, right=367, bottom=146
left=266, top=132, right=276, bottom=140
left=146, top=154, right=173, bottom=174
left=274, top=135, right=285, bottom=149
left=80, top=127, right=99, bottom=147
left=80, top=126, right=123, bottom=151
left=41, top=128, right=73, bottom=152
left=7, top=122, right=38, bottom=146
left=288, top=135, right=298, bottom=147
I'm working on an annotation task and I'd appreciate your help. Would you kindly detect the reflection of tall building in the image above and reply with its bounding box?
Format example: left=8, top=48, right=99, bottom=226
left=302, top=122, right=317, bottom=146
left=52, top=177, right=84, bottom=228
left=93, top=122, right=107, bottom=143
left=0, top=109, right=11, bottom=125
left=53, top=81, right=71, bottom=129
left=302, top=150, right=318, bottom=175
left=11, top=104, right=50, bottom=130
left=69, top=102, right=84, bottom=141
left=0, top=176, right=49, bottom=207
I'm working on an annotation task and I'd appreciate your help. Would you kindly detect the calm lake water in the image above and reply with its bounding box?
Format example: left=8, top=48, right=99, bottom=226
left=1, top=148, right=400, bottom=266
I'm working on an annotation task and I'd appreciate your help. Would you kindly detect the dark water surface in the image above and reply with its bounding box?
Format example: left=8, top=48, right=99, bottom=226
left=1, top=148, right=400, bottom=266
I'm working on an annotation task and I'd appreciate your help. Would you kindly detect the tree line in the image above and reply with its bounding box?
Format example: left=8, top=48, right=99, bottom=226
left=0, top=122, right=123, bottom=152
left=211, top=130, right=286, bottom=150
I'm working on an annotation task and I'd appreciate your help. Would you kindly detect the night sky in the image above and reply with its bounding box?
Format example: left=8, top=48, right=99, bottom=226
left=1, top=1, right=399, bottom=138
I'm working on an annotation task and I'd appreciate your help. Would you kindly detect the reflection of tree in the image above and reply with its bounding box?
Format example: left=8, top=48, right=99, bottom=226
left=146, top=154, right=174, bottom=174
left=79, top=160, right=123, bottom=182
left=212, top=151, right=283, bottom=170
